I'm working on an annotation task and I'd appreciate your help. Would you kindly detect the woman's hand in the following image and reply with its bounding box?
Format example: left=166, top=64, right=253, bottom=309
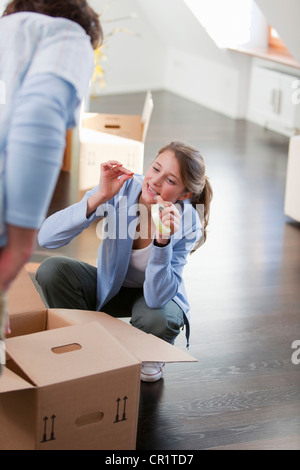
left=98, top=160, right=134, bottom=200
left=87, top=160, right=133, bottom=217
left=154, top=195, right=182, bottom=245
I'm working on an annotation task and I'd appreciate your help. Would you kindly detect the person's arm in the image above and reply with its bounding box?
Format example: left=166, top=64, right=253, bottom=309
left=37, top=186, right=102, bottom=249
left=0, top=73, right=77, bottom=290
left=86, top=161, right=134, bottom=217
left=0, top=225, right=37, bottom=291
left=5, top=73, right=78, bottom=230
left=143, top=237, right=193, bottom=308
left=38, top=161, right=134, bottom=248
left=143, top=206, right=201, bottom=308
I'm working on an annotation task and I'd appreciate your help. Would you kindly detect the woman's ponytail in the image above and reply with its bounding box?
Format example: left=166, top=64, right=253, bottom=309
left=190, top=175, right=213, bottom=253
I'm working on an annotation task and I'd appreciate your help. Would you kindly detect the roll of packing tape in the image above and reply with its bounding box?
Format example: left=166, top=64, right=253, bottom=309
left=151, top=203, right=171, bottom=235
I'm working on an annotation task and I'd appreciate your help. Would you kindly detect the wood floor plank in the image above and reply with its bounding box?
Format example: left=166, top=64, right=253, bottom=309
left=207, top=435, right=300, bottom=450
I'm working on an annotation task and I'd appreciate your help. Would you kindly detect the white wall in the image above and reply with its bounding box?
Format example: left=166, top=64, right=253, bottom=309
left=165, top=47, right=251, bottom=119
left=136, top=0, right=252, bottom=118
left=0, top=0, right=8, bottom=15
left=88, top=0, right=167, bottom=95
left=92, top=0, right=253, bottom=119
left=0, top=0, right=255, bottom=118
left=91, top=0, right=300, bottom=120
left=2, top=0, right=298, bottom=122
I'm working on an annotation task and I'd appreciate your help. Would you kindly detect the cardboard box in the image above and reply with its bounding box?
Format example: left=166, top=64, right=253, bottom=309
left=79, top=91, right=153, bottom=191
left=0, top=268, right=196, bottom=450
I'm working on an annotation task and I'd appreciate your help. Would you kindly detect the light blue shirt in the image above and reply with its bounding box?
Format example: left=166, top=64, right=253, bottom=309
left=38, top=178, right=202, bottom=337
left=0, top=12, right=94, bottom=246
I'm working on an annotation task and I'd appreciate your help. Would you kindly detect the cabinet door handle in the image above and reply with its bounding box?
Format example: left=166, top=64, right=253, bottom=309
left=271, top=89, right=276, bottom=112
left=274, top=89, right=281, bottom=114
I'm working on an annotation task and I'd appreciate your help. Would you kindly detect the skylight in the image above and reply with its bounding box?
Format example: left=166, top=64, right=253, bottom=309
left=184, top=0, right=253, bottom=48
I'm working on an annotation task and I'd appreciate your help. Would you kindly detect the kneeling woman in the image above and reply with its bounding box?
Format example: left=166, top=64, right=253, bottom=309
left=36, top=141, right=212, bottom=381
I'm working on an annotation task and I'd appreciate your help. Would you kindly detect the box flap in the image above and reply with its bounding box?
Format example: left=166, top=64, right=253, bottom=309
left=78, top=127, right=144, bottom=190
left=82, top=113, right=143, bottom=142
left=8, top=267, right=45, bottom=315
left=5, top=322, right=140, bottom=387
left=80, top=127, right=143, bottom=146
left=7, top=267, right=46, bottom=337
left=81, top=91, right=153, bottom=143
left=48, top=309, right=197, bottom=364
left=7, top=310, right=46, bottom=339
left=141, top=91, right=153, bottom=143
left=0, top=367, right=34, bottom=393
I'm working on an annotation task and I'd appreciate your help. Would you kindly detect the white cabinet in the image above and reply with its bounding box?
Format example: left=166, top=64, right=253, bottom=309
left=247, top=66, right=300, bottom=136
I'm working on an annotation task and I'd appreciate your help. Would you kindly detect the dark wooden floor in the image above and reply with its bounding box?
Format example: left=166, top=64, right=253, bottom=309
left=31, top=90, right=300, bottom=450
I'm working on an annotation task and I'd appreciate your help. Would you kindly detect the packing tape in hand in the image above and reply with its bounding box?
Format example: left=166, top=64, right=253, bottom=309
left=151, top=203, right=171, bottom=235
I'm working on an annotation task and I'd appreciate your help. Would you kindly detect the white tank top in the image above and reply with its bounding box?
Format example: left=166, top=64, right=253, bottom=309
left=122, top=243, right=152, bottom=288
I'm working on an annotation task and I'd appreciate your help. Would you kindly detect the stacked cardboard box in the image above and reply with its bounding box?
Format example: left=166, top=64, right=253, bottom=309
left=79, top=91, right=153, bottom=191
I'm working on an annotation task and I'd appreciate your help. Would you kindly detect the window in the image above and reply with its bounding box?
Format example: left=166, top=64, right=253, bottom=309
left=268, top=26, right=289, bottom=52
left=184, top=0, right=253, bottom=48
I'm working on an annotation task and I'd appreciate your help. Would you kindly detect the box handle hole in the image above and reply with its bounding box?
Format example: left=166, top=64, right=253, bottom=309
left=51, top=343, right=82, bottom=354
left=76, top=411, right=104, bottom=426
left=104, top=124, right=120, bottom=129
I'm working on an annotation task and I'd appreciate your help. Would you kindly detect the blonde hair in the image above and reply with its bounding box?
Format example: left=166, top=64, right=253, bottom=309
left=157, top=141, right=213, bottom=253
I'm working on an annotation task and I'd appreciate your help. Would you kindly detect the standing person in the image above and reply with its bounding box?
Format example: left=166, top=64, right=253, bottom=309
left=36, top=142, right=213, bottom=382
left=0, top=0, right=103, bottom=355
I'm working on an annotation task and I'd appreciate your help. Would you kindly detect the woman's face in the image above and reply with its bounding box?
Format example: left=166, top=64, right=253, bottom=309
left=141, top=150, right=191, bottom=206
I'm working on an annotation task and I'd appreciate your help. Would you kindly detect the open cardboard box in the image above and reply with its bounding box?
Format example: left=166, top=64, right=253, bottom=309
left=78, top=91, right=153, bottom=191
left=0, top=268, right=196, bottom=450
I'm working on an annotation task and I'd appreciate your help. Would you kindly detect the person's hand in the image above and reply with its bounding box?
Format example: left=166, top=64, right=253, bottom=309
left=86, top=161, right=133, bottom=217
left=98, top=160, right=134, bottom=201
left=153, top=195, right=182, bottom=244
